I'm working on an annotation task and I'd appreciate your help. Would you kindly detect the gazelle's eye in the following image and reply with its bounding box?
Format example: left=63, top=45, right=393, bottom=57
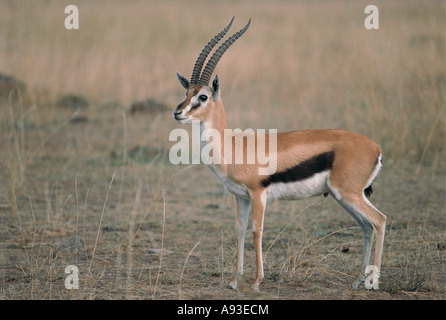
left=199, top=95, right=208, bottom=102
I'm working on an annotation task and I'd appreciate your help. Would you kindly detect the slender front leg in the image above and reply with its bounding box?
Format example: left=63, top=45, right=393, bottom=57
left=228, top=195, right=250, bottom=289
left=250, top=190, right=267, bottom=291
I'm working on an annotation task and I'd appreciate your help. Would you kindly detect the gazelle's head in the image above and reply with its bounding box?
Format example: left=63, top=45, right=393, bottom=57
left=173, top=17, right=251, bottom=124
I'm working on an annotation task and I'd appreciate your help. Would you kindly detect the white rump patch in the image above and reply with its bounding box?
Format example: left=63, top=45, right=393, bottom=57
left=366, top=153, right=383, bottom=189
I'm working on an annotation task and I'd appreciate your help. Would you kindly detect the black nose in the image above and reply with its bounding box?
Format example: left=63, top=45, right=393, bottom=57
left=173, top=110, right=182, bottom=119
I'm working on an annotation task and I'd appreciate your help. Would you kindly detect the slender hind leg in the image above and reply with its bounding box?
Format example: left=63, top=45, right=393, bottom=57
left=364, top=197, right=386, bottom=285
left=329, top=186, right=386, bottom=289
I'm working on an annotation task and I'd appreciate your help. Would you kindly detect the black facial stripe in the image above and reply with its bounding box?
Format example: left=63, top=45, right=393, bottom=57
left=261, top=151, right=335, bottom=188
left=176, top=101, right=184, bottom=110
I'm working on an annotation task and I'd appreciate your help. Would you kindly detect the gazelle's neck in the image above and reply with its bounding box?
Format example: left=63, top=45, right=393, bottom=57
left=199, top=99, right=228, bottom=141
left=199, top=99, right=229, bottom=172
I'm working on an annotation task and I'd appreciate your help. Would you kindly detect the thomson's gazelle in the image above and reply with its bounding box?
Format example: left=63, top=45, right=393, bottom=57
left=172, top=17, right=386, bottom=291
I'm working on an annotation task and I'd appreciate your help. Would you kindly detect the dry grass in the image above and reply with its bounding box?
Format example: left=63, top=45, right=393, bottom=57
left=0, top=0, right=445, bottom=300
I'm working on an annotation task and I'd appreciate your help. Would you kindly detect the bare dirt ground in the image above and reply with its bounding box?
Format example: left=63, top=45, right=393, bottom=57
left=0, top=107, right=444, bottom=300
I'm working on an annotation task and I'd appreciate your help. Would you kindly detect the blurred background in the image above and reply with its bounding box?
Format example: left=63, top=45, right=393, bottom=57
left=0, top=0, right=444, bottom=162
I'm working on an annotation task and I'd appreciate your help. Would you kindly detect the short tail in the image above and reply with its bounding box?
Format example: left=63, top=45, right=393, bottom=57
left=364, top=185, right=373, bottom=198
left=364, top=153, right=382, bottom=198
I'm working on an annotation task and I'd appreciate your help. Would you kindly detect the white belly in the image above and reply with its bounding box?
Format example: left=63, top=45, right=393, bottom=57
left=266, top=171, right=330, bottom=200
left=206, top=164, right=330, bottom=201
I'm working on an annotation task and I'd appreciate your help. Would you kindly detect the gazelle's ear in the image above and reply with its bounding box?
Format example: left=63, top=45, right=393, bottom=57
left=212, top=74, right=220, bottom=100
left=176, top=72, right=189, bottom=89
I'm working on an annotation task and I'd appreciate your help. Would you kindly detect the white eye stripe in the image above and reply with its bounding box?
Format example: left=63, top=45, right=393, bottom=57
left=183, top=89, right=211, bottom=113
left=192, top=91, right=208, bottom=104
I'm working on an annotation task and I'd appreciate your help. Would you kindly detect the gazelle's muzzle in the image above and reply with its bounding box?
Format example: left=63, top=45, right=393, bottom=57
left=172, top=110, right=184, bottom=120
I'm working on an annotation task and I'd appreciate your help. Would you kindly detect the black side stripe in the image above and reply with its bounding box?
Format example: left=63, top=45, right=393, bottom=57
left=261, top=151, right=335, bottom=188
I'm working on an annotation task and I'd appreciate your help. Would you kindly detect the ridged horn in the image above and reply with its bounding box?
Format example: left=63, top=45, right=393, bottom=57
left=189, top=17, right=234, bottom=85
left=198, top=18, right=251, bottom=86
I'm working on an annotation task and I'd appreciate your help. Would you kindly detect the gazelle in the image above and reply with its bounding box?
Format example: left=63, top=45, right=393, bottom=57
left=172, top=17, right=386, bottom=291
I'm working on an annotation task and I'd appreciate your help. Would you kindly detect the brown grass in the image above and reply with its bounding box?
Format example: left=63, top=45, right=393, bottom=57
left=0, top=0, right=444, bottom=300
